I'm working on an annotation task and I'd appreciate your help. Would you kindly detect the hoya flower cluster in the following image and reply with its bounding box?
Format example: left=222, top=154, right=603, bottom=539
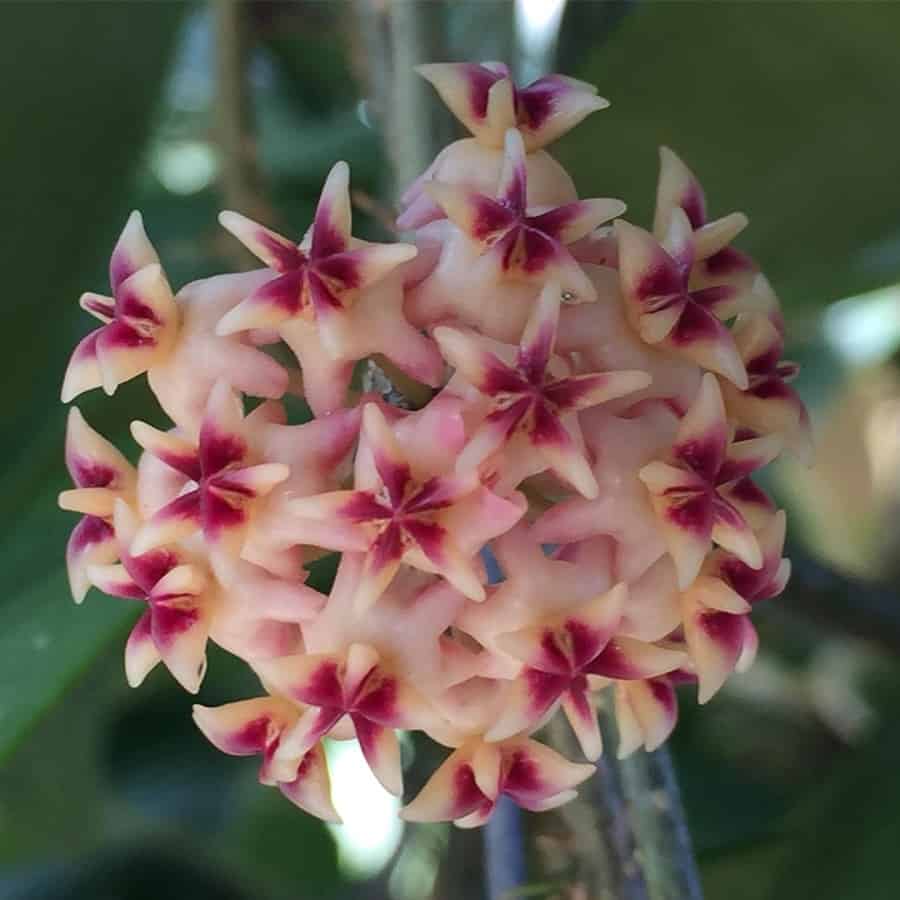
left=58, top=62, right=810, bottom=827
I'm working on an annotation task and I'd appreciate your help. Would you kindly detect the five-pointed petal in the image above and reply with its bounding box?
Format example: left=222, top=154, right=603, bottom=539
left=485, top=583, right=685, bottom=759
left=289, top=403, right=524, bottom=609
left=62, top=212, right=179, bottom=402
left=131, top=380, right=289, bottom=557
left=639, top=374, right=780, bottom=588
left=87, top=501, right=214, bottom=692
left=436, top=282, right=649, bottom=497
left=427, top=129, right=624, bottom=302
left=193, top=695, right=339, bottom=821
left=616, top=212, right=749, bottom=387
left=417, top=62, right=608, bottom=150
left=401, top=735, right=594, bottom=827
left=654, top=146, right=751, bottom=270
left=257, top=642, right=444, bottom=796
left=720, top=313, right=813, bottom=463
left=216, top=163, right=442, bottom=414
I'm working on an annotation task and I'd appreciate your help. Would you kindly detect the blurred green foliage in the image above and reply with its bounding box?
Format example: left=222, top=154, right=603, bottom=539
left=2, top=2, right=900, bottom=899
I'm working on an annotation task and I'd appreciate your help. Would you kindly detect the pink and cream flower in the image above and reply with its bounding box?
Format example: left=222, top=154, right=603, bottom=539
left=61, top=212, right=179, bottom=403
left=193, top=695, right=338, bottom=821
left=56, top=58, right=806, bottom=828
left=288, top=402, right=524, bottom=610
left=436, top=282, right=649, bottom=497
left=216, top=162, right=443, bottom=414
left=638, top=374, right=780, bottom=588
left=87, top=501, right=216, bottom=693
left=130, top=380, right=289, bottom=558
left=58, top=408, right=137, bottom=603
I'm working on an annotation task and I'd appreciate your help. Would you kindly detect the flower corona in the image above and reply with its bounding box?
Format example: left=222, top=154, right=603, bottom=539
left=58, top=62, right=809, bottom=827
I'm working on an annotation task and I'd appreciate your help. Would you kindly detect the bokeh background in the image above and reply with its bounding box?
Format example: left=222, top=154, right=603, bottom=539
left=3, top=2, right=900, bottom=898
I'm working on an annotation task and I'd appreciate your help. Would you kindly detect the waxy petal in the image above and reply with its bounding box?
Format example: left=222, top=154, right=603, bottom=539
left=710, top=494, right=761, bottom=571
left=544, top=370, right=652, bottom=413
left=353, top=717, right=403, bottom=795
left=216, top=269, right=305, bottom=335
left=415, top=62, right=514, bottom=147
left=616, top=219, right=685, bottom=322
left=132, top=490, right=202, bottom=554
left=500, top=738, right=594, bottom=812
left=433, top=326, right=524, bottom=396
left=531, top=403, right=599, bottom=499
left=530, top=198, right=626, bottom=245
left=311, top=161, right=352, bottom=258
left=95, top=265, right=177, bottom=395
left=516, top=74, right=608, bottom=150
left=673, top=373, right=728, bottom=481
left=110, top=211, right=161, bottom=290
left=193, top=696, right=295, bottom=756
left=218, top=211, right=304, bottom=272
left=517, top=282, right=559, bottom=382
left=639, top=461, right=712, bottom=589
left=61, top=330, right=104, bottom=402
left=682, top=591, right=750, bottom=704
left=362, top=404, right=411, bottom=507
left=425, top=181, right=517, bottom=244
left=87, top=563, right=144, bottom=600
left=212, top=462, right=290, bottom=500
left=614, top=678, right=678, bottom=757
left=130, top=421, right=201, bottom=480
left=654, top=146, right=707, bottom=235
left=585, top=637, right=686, bottom=681
left=403, top=520, right=486, bottom=603
left=124, top=610, right=161, bottom=688
left=561, top=686, right=603, bottom=761
left=64, top=408, right=134, bottom=491
left=401, top=746, right=493, bottom=824
left=279, top=743, right=341, bottom=822
left=66, top=515, right=117, bottom=604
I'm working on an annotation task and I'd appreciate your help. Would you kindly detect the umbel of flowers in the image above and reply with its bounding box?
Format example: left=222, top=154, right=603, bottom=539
left=59, top=61, right=809, bottom=826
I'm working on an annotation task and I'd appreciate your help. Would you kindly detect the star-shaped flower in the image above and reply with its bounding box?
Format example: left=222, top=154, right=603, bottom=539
left=425, top=129, right=624, bottom=303
left=457, top=526, right=683, bottom=758
left=436, top=282, right=649, bottom=498
left=678, top=573, right=759, bottom=703
left=58, top=408, right=136, bottom=603
left=705, top=508, right=791, bottom=606
left=302, top=553, right=477, bottom=697
left=639, top=375, right=783, bottom=589
left=417, top=62, right=608, bottom=151
left=486, top=585, right=685, bottom=760
left=400, top=676, right=595, bottom=827
left=87, top=501, right=215, bottom=693
left=61, top=212, right=179, bottom=403
left=720, top=313, right=813, bottom=464
left=288, top=403, right=524, bottom=610
left=236, top=401, right=363, bottom=578
left=193, top=694, right=338, bottom=821
left=130, top=380, right=289, bottom=557
left=616, top=211, right=749, bottom=387
left=557, top=265, right=703, bottom=415
left=403, top=734, right=595, bottom=828
left=654, top=146, right=752, bottom=277
left=257, top=642, right=447, bottom=796
left=216, top=162, right=443, bottom=414
left=531, top=403, right=681, bottom=583
left=145, top=270, right=291, bottom=433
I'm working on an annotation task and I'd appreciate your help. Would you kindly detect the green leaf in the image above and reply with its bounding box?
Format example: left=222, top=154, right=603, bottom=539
left=0, top=2, right=186, bottom=758
left=560, top=2, right=900, bottom=314
left=0, top=569, right=135, bottom=760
